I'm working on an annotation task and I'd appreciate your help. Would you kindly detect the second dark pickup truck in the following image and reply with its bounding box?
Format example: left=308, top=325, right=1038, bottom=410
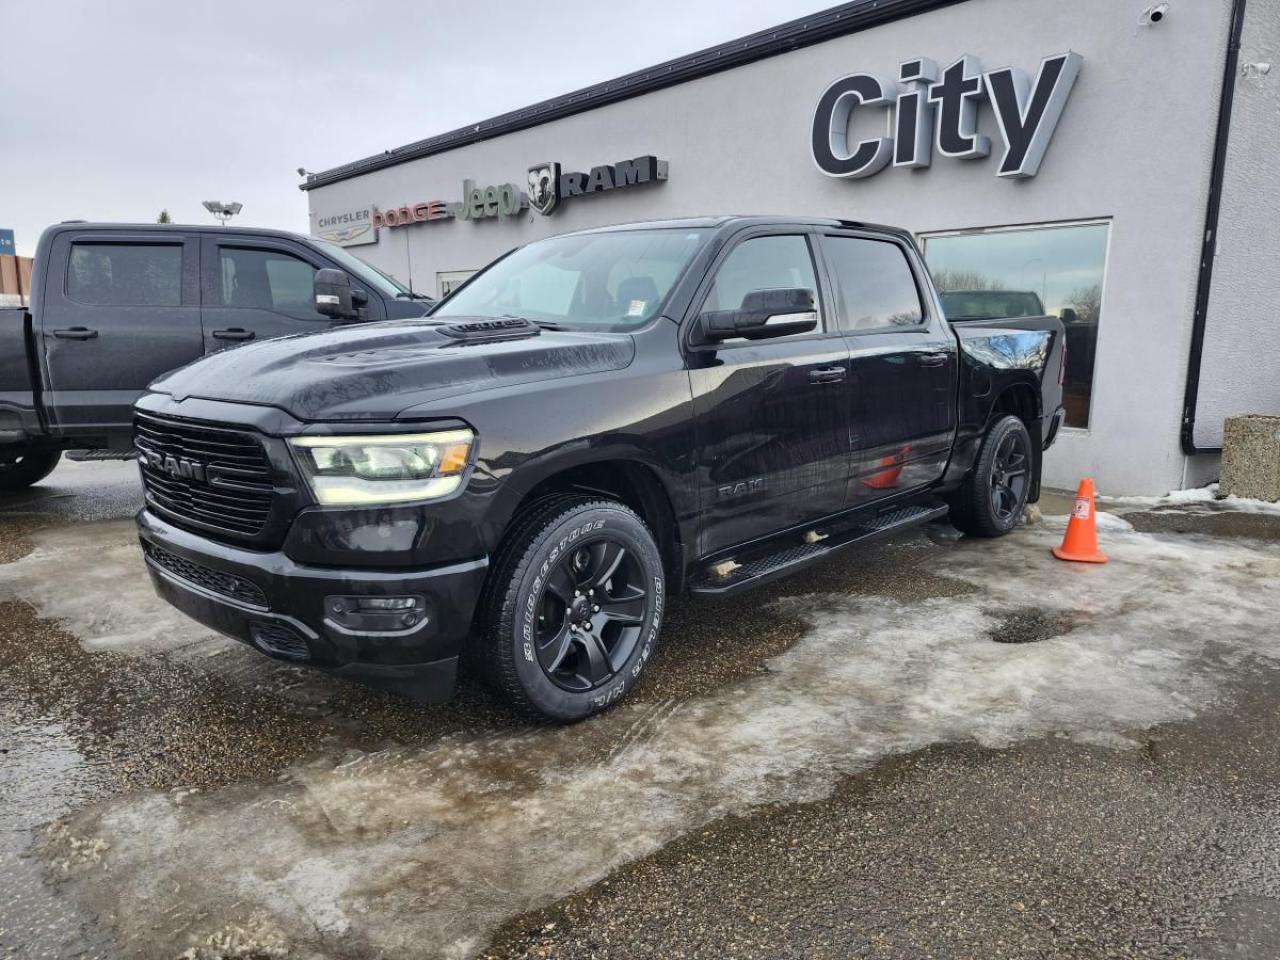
left=0, top=222, right=433, bottom=489
left=133, top=216, right=1065, bottom=722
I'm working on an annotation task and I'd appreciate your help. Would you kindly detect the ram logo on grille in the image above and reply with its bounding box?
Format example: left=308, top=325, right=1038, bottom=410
left=140, top=447, right=207, bottom=483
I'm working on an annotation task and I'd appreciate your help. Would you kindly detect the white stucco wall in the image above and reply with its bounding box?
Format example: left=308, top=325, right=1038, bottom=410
left=307, top=0, right=1238, bottom=496
left=1191, top=0, right=1280, bottom=451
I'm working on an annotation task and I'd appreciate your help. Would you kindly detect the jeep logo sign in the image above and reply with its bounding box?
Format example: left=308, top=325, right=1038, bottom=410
left=812, top=52, right=1082, bottom=181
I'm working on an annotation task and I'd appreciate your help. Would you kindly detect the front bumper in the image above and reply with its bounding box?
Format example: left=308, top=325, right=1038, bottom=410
left=137, top=508, right=487, bottom=702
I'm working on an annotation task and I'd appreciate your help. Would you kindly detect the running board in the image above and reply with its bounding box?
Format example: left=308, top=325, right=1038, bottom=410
left=689, top=502, right=950, bottom=599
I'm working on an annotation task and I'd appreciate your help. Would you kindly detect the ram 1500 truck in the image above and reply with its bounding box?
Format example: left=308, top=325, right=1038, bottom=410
left=0, top=222, right=432, bottom=490
left=133, top=217, right=1065, bottom=721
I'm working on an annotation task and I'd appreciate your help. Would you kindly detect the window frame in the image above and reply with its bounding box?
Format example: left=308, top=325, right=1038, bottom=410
left=816, top=230, right=932, bottom=336
left=64, top=240, right=187, bottom=309
left=683, top=226, right=835, bottom=351
left=918, top=217, right=1113, bottom=434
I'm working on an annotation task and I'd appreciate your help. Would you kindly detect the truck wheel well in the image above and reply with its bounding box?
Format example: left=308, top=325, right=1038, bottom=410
left=510, top=461, right=684, bottom=590
left=991, top=384, right=1040, bottom=440
left=990, top=382, right=1043, bottom=502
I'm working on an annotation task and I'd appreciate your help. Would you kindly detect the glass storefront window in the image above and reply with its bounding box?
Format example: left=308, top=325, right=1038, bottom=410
left=923, top=221, right=1109, bottom=429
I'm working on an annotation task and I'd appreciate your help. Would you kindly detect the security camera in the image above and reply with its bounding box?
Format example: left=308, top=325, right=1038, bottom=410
left=1140, top=3, right=1169, bottom=25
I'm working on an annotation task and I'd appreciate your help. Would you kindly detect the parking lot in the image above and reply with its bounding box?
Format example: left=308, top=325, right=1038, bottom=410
left=5, top=461, right=1280, bottom=959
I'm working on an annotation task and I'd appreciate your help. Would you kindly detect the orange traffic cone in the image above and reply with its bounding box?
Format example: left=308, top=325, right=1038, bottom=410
left=1052, top=478, right=1107, bottom=564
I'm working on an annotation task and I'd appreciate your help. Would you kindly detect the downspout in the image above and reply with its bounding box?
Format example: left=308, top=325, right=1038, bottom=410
left=1180, top=0, right=1248, bottom=454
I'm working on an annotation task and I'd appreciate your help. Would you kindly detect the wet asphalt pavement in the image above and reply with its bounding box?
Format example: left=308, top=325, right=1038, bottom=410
left=3, top=462, right=1280, bottom=959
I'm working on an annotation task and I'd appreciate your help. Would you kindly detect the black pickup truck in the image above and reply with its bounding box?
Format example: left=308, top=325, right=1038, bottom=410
left=0, top=222, right=432, bottom=489
left=134, top=216, right=1065, bottom=721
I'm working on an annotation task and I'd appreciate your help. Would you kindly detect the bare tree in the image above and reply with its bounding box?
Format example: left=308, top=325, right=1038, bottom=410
left=930, top=268, right=999, bottom=293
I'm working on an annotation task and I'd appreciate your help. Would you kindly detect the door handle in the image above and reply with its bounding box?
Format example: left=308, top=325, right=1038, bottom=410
left=52, top=327, right=98, bottom=340
left=809, top=366, right=847, bottom=384
left=917, top=352, right=949, bottom=367
left=212, top=328, right=256, bottom=341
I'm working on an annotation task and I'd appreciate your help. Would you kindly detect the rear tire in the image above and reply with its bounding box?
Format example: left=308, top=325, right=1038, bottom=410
left=0, top=449, right=61, bottom=492
left=948, top=415, right=1033, bottom=538
left=477, top=496, right=665, bottom=722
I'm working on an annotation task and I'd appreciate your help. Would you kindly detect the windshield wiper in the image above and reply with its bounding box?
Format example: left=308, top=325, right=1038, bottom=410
left=396, top=291, right=433, bottom=300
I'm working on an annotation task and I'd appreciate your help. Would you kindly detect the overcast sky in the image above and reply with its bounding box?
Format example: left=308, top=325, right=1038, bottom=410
left=0, top=0, right=836, bottom=256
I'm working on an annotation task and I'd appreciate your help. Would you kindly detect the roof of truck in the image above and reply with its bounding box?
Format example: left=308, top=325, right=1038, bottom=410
left=47, top=222, right=318, bottom=241
left=562, top=215, right=911, bottom=238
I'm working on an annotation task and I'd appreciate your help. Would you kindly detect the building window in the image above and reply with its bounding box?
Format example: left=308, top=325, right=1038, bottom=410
left=437, top=270, right=475, bottom=298
left=922, top=221, right=1110, bottom=429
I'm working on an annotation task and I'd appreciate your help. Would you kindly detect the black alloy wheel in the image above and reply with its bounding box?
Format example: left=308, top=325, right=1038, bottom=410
left=534, top=537, right=649, bottom=691
left=947, top=414, right=1035, bottom=538
left=478, top=496, right=665, bottom=722
left=989, top=428, right=1031, bottom=525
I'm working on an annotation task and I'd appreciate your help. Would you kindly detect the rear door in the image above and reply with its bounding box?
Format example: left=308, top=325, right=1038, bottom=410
left=686, top=228, right=853, bottom=556
left=817, top=232, right=958, bottom=509
left=199, top=237, right=369, bottom=351
left=40, top=230, right=202, bottom=432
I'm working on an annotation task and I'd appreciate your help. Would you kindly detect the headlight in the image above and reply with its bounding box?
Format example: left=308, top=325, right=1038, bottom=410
left=289, top=429, right=475, bottom=506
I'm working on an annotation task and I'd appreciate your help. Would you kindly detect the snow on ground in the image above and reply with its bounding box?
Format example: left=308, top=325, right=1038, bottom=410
left=1104, top=483, right=1280, bottom=515
left=28, top=518, right=1280, bottom=959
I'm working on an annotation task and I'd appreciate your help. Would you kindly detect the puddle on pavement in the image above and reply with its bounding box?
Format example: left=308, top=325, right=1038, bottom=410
left=15, top=518, right=1280, bottom=959
left=985, top=605, right=1085, bottom=644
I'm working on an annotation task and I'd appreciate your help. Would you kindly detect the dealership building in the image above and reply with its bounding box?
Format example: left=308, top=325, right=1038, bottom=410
left=301, top=0, right=1278, bottom=496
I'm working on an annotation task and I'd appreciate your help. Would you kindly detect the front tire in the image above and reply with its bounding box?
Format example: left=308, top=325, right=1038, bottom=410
left=949, top=414, right=1033, bottom=538
left=478, top=496, right=665, bottom=722
left=0, top=448, right=62, bottom=492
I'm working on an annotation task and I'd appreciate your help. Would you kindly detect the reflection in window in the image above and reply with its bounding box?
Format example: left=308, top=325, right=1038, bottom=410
left=823, top=236, right=923, bottom=331
left=923, top=222, right=1109, bottom=429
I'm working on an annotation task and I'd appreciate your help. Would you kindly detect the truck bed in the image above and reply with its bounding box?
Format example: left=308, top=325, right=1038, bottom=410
left=0, top=308, right=40, bottom=443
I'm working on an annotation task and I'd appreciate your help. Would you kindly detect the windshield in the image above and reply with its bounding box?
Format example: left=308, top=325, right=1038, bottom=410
left=431, top=228, right=710, bottom=331
left=310, top=239, right=414, bottom=299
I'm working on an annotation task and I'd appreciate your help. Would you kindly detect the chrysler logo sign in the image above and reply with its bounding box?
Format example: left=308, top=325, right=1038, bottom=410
left=812, top=52, right=1083, bottom=181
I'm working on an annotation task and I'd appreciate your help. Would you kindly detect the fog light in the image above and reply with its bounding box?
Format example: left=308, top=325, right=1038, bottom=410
left=357, top=596, right=418, bottom=611
left=324, top=594, right=429, bottom=633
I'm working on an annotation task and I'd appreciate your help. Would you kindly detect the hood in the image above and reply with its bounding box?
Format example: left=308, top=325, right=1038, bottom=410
left=149, top=318, right=635, bottom=421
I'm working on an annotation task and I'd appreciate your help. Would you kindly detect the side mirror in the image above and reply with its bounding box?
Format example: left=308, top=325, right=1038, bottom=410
left=314, top=268, right=359, bottom=320
left=1059, top=307, right=1078, bottom=325
left=701, top=287, right=818, bottom=342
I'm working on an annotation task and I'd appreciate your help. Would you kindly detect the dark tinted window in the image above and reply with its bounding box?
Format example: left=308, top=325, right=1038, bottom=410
left=825, top=237, right=923, bottom=332
left=703, top=235, right=821, bottom=328
left=219, top=247, right=322, bottom=320
left=68, top=243, right=182, bottom=306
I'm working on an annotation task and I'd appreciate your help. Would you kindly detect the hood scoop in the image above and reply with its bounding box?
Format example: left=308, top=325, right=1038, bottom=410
left=437, top=317, right=541, bottom=344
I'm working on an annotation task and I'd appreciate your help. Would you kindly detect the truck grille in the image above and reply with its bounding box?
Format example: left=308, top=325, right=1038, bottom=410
left=143, top=541, right=268, bottom=609
left=135, top=413, right=274, bottom=539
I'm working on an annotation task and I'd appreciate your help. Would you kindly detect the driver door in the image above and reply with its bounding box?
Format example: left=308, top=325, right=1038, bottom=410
left=686, top=230, right=853, bottom=557
left=199, top=238, right=359, bottom=352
